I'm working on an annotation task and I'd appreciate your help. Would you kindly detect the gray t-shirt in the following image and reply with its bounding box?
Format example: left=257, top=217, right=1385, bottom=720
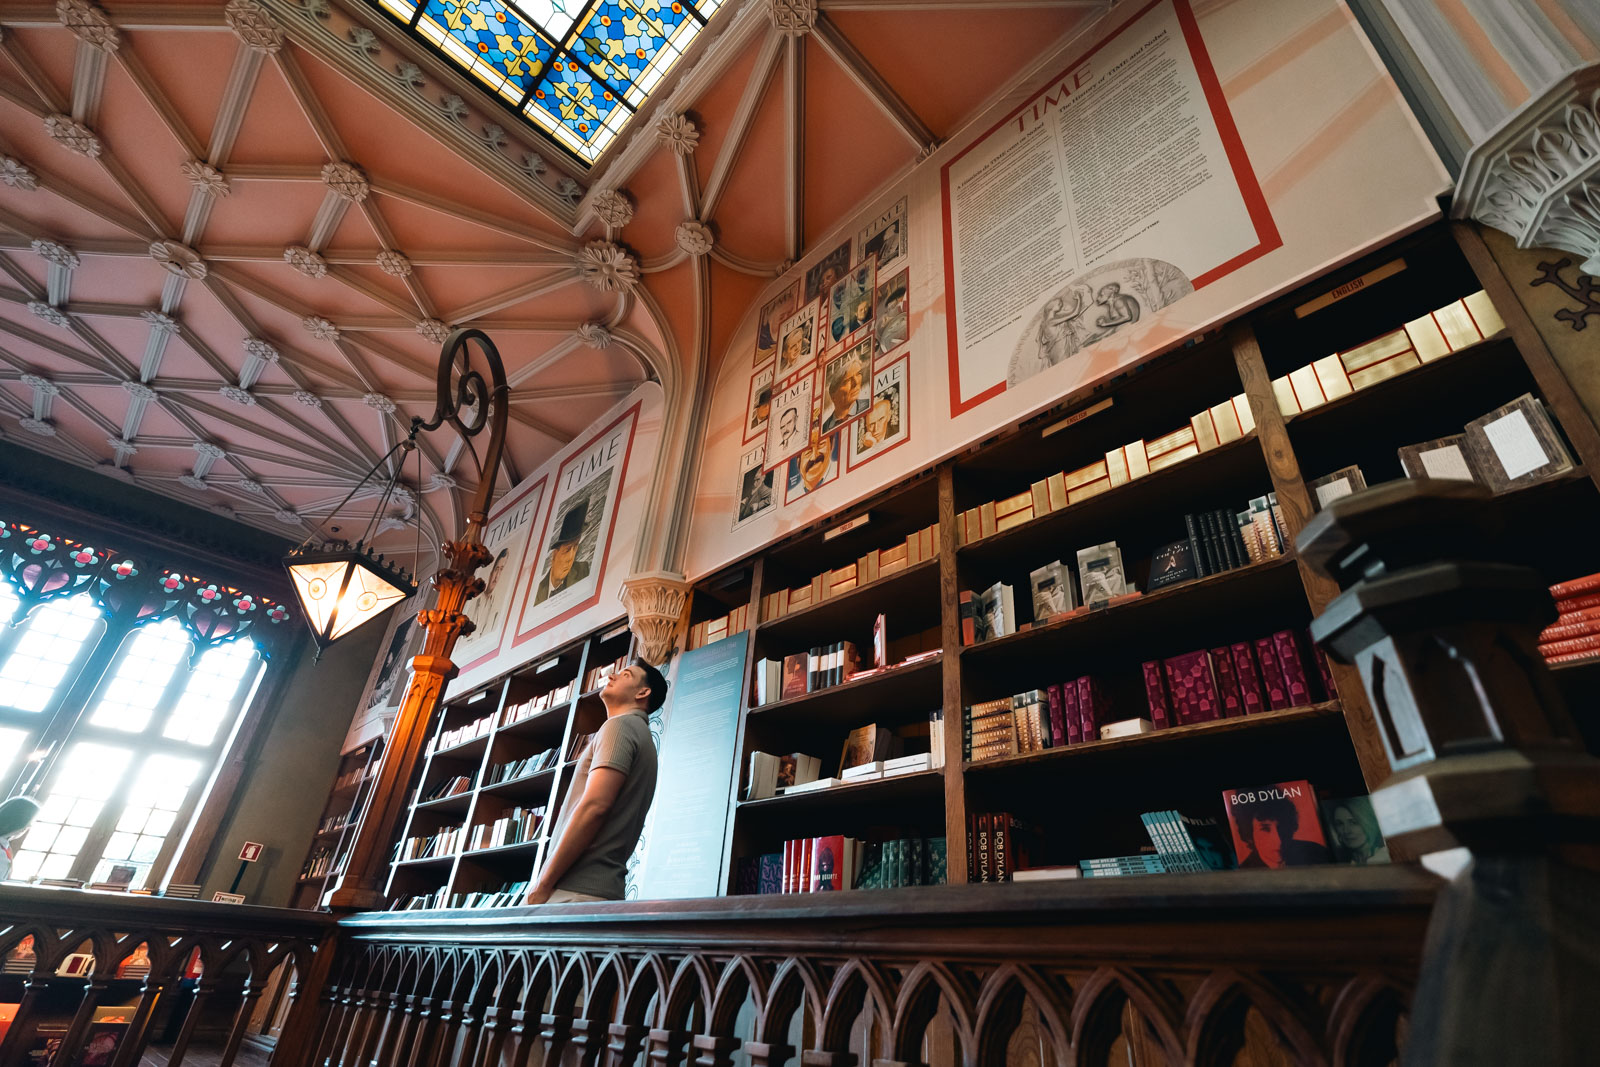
left=552, top=708, right=657, bottom=899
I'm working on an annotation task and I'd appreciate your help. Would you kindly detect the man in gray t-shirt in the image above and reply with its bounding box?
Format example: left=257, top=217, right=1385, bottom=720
left=524, top=660, right=665, bottom=903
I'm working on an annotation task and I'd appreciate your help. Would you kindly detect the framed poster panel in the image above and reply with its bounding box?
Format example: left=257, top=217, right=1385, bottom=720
left=451, top=474, right=547, bottom=672
left=848, top=353, right=910, bottom=471
left=764, top=371, right=816, bottom=473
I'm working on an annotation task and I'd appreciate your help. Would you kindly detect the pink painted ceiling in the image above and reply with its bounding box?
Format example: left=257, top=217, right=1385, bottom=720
left=0, top=0, right=1104, bottom=568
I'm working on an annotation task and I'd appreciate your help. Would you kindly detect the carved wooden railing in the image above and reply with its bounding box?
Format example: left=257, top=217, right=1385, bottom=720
left=317, top=867, right=1436, bottom=1067
left=0, top=886, right=333, bottom=1067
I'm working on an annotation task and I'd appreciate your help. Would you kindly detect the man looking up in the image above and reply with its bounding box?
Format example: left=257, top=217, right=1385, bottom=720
left=524, top=660, right=667, bottom=903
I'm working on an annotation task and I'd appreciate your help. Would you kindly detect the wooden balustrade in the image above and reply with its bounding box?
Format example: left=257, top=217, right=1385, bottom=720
left=319, top=867, right=1438, bottom=1067
left=0, top=887, right=332, bottom=1067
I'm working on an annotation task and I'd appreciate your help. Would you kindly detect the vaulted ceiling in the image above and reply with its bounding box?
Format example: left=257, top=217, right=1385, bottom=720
left=0, top=0, right=1106, bottom=570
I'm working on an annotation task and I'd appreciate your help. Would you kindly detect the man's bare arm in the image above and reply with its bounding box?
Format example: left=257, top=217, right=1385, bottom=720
left=524, top=766, right=625, bottom=904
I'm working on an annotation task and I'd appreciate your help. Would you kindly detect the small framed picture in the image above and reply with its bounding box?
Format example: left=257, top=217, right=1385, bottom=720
left=819, top=337, right=874, bottom=435
left=1397, top=435, right=1480, bottom=483
left=848, top=354, right=908, bottom=470
left=784, top=426, right=840, bottom=504
left=774, top=301, right=821, bottom=379
left=804, top=240, right=851, bottom=302
left=211, top=891, right=246, bottom=904
left=733, top=442, right=775, bottom=529
left=764, top=370, right=815, bottom=473
left=826, top=260, right=876, bottom=346
left=744, top=362, right=775, bottom=443
left=1306, top=465, right=1368, bottom=511
left=856, top=196, right=907, bottom=274
left=874, top=268, right=909, bottom=357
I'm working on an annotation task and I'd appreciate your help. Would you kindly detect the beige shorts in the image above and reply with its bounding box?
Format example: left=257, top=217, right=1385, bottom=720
left=546, top=889, right=607, bottom=904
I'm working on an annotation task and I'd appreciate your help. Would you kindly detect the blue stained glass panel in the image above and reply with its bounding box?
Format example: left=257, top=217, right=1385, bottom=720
left=567, top=0, right=695, bottom=99
left=529, top=56, right=624, bottom=146
left=418, top=0, right=555, bottom=103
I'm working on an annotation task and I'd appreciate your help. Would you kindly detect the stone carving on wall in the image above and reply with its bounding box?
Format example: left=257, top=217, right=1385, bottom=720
left=593, top=188, right=635, bottom=229
left=44, top=114, right=102, bottom=158
left=620, top=571, right=693, bottom=664
left=149, top=240, right=207, bottom=279
left=181, top=159, right=231, bottom=197
left=579, top=240, right=641, bottom=293
left=1454, top=64, right=1600, bottom=276
left=1532, top=257, right=1600, bottom=331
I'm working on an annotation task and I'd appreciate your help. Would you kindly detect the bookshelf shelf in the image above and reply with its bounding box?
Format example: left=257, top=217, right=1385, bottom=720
left=739, top=769, right=944, bottom=814
left=394, top=853, right=456, bottom=869
left=961, top=556, right=1303, bottom=671
left=964, top=701, right=1343, bottom=773
left=431, top=733, right=492, bottom=761
left=479, top=765, right=560, bottom=800
left=956, top=432, right=1265, bottom=570
left=758, top=559, right=940, bottom=644
left=413, top=792, right=474, bottom=815
left=748, top=654, right=943, bottom=728
left=1287, top=331, right=1515, bottom=430
left=461, top=839, right=542, bottom=861
left=496, top=706, right=570, bottom=739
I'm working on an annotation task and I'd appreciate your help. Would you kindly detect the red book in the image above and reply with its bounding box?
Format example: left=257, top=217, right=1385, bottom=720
left=993, top=813, right=1010, bottom=883
left=1076, top=676, right=1097, bottom=741
left=782, top=839, right=795, bottom=893
left=1221, top=779, right=1331, bottom=867
left=1254, top=637, right=1292, bottom=710
left=1046, top=685, right=1066, bottom=746
left=1539, top=617, right=1600, bottom=643
left=1546, top=648, right=1600, bottom=665
left=799, top=838, right=813, bottom=893
left=1164, top=651, right=1216, bottom=724
left=1272, top=630, right=1312, bottom=708
left=1230, top=643, right=1266, bottom=715
left=1554, top=593, right=1600, bottom=614
left=1209, top=647, right=1244, bottom=718
left=809, top=835, right=847, bottom=892
left=1190, top=653, right=1221, bottom=722
left=1063, top=680, right=1081, bottom=744
left=1141, top=660, right=1171, bottom=729
left=1539, top=633, right=1600, bottom=657
left=1549, top=572, right=1600, bottom=599
left=959, top=590, right=977, bottom=645
left=1310, top=640, right=1338, bottom=703
left=780, top=653, right=808, bottom=700
left=976, top=814, right=994, bottom=883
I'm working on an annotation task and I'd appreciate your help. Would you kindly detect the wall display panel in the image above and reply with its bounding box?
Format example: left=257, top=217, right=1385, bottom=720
left=683, top=0, right=1449, bottom=580
left=451, top=476, right=548, bottom=673
left=445, top=383, right=664, bottom=696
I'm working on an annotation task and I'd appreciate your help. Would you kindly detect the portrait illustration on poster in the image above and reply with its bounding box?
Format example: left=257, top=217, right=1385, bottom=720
left=874, top=269, right=909, bottom=356
left=765, top=373, right=815, bottom=471
left=452, top=479, right=544, bottom=666
left=851, top=356, right=908, bottom=466
left=753, top=283, right=798, bottom=366
left=367, top=614, right=416, bottom=710
left=775, top=302, right=819, bottom=378
left=533, top=474, right=609, bottom=608
left=1008, top=259, right=1192, bottom=386
left=745, top=363, right=775, bottom=442
left=733, top=441, right=775, bottom=528
left=857, top=196, right=907, bottom=273
left=786, top=425, right=839, bottom=503
left=820, top=339, right=872, bottom=434
left=804, top=241, right=852, bottom=303
left=828, top=261, right=875, bottom=343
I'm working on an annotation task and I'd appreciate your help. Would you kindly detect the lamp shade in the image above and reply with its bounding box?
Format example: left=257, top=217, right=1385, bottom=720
left=284, top=542, right=414, bottom=652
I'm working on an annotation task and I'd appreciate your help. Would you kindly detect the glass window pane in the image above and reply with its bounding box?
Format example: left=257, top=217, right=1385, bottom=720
left=0, top=595, right=103, bottom=713
left=163, top=642, right=258, bottom=745
left=104, top=831, right=137, bottom=859
left=0, top=727, right=30, bottom=783
left=12, top=743, right=132, bottom=883
left=87, top=619, right=190, bottom=732
left=84, top=754, right=200, bottom=888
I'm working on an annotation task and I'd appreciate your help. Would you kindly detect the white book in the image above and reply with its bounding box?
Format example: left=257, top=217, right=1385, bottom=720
left=883, top=752, right=932, bottom=772
left=841, top=761, right=884, bottom=780
left=1012, top=866, right=1082, bottom=882
left=1099, top=718, right=1155, bottom=739
left=782, top=776, right=840, bottom=795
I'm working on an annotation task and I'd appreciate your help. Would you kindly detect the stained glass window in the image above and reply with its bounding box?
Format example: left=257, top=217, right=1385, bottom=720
left=88, top=618, right=191, bottom=733
left=10, top=742, right=132, bottom=882
left=0, top=595, right=104, bottom=714
left=368, top=0, right=722, bottom=164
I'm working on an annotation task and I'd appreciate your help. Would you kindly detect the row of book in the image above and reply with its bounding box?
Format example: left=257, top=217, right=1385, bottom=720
left=429, top=711, right=494, bottom=754
left=687, top=605, right=751, bottom=651
left=1541, top=571, right=1600, bottom=665
left=485, top=746, right=561, bottom=786
left=1272, top=289, right=1504, bottom=417
left=397, top=825, right=464, bottom=862
left=316, top=811, right=355, bottom=835
left=755, top=615, right=888, bottom=704
left=302, top=848, right=339, bottom=880
left=433, top=880, right=530, bottom=909
left=1151, top=496, right=1288, bottom=589
left=760, top=523, right=941, bottom=621
left=975, top=780, right=1390, bottom=882
left=1144, top=628, right=1334, bottom=728
left=501, top=679, right=578, bottom=727
left=956, top=394, right=1262, bottom=545
left=582, top=652, right=630, bottom=691
left=389, top=887, right=450, bottom=910
left=332, top=762, right=376, bottom=791
left=763, top=834, right=949, bottom=893
left=466, top=805, right=545, bottom=852
left=418, top=774, right=473, bottom=803
left=964, top=680, right=1137, bottom=763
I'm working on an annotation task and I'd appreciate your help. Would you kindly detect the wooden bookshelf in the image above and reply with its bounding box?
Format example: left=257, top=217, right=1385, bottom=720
left=691, top=219, right=1600, bottom=893
left=381, top=620, right=633, bottom=910
left=292, top=737, right=382, bottom=909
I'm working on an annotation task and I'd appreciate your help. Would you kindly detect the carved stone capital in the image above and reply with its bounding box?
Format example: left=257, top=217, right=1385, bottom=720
left=376, top=249, right=413, bottom=277
left=27, top=301, right=70, bottom=328
left=180, top=159, right=230, bottom=197
left=363, top=392, right=396, bottom=414
left=292, top=389, right=323, bottom=408
left=243, top=337, right=279, bottom=363
left=769, top=0, right=816, bottom=37
left=19, top=417, right=56, bottom=437
left=1453, top=62, right=1600, bottom=274
left=1, top=156, right=37, bottom=191
left=219, top=384, right=257, bottom=406
left=141, top=310, right=179, bottom=334
left=619, top=571, right=692, bottom=664
left=30, top=239, right=79, bottom=270
left=415, top=318, right=450, bottom=343
left=44, top=114, right=101, bottom=158
left=303, top=315, right=340, bottom=341
left=226, top=0, right=283, bottom=53
left=322, top=161, right=370, bottom=203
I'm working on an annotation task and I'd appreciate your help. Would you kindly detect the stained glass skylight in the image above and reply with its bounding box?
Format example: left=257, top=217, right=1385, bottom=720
left=372, top=0, right=724, bottom=165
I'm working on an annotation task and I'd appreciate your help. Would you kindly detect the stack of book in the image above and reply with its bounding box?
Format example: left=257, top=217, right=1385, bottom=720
left=301, top=849, right=335, bottom=880
left=754, top=640, right=863, bottom=704
left=687, top=604, right=750, bottom=650
left=1149, top=496, right=1287, bottom=590
left=466, top=805, right=545, bottom=851
left=739, top=837, right=947, bottom=893
left=744, top=751, right=822, bottom=800
left=1541, top=572, right=1600, bottom=666
left=1080, top=854, right=1167, bottom=878
left=485, top=748, right=560, bottom=785
left=956, top=395, right=1259, bottom=545
left=389, top=887, right=451, bottom=911
left=418, top=775, right=473, bottom=803
left=428, top=712, right=494, bottom=754
left=1142, top=628, right=1335, bottom=728
left=1139, top=810, right=1233, bottom=872
left=964, top=679, right=1114, bottom=762
left=442, top=880, right=530, bottom=909
left=760, top=523, right=940, bottom=621
left=966, top=812, right=1036, bottom=882
left=317, top=812, right=354, bottom=835
left=397, top=825, right=463, bottom=861
left=582, top=653, right=630, bottom=691
left=501, top=680, right=578, bottom=726
left=837, top=751, right=935, bottom=784
left=856, top=836, right=946, bottom=889
left=162, top=883, right=202, bottom=899
left=1273, top=289, right=1504, bottom=416
left=778, top=835, right=862, bottom=892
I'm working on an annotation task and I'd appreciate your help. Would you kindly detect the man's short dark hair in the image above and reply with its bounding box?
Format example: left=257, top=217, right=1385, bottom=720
left=634, top=659, right=668, bottom=713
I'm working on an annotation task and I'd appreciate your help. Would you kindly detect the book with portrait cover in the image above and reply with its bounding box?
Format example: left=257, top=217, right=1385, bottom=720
left=1028, top=561, right=1075, bottom=621
left=1076, top=543, right=1127, bottom=606
left=1147, top=539, right=1197, bottom=590
left=1321, top=794, right=1391, bottom=865
left=1221, top=779, right=1330, bottom=868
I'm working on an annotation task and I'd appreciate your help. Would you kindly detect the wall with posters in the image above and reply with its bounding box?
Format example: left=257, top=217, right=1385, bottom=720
left=444, top=382, right=665, bottom=696
left=683, top=0, right=1451, bottom=580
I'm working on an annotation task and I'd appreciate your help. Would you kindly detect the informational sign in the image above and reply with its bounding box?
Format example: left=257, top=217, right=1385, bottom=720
left=237, top=841, right=263, bottom=862
left=211, top=892, right=246, bottom=904
left=941, top=0, right=1278, bottom=414
left=635, top=636, right=747, bottom=900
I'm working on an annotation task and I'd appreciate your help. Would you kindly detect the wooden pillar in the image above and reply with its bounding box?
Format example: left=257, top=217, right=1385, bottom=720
left=1299, top=479, right=1600, bottom=1066
left=648, top=1027, right=694, bottom=1066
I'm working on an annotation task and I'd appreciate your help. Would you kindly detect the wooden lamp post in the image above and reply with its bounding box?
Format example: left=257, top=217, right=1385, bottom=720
left=320, top=328, right=509, bottom=912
